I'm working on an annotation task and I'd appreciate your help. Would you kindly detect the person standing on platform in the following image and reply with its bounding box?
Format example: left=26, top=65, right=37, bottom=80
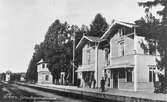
left=101, top=77, right=105, bottom=92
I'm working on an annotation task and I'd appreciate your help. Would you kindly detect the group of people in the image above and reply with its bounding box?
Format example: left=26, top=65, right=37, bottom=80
left=77, top=76, right=106, bottom=92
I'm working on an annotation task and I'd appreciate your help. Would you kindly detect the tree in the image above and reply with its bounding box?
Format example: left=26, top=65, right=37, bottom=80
left=26, top=44, right=44, bottom=82
left=10, top=73, right=21, bottom=82
left=38, top=20, right=85, bottom=84
left=138, top=0, right=167, bottom=93
left=1, top=73, right=6, bottom=81
left=26, top=18, right=87, bottom=85
left=41, top=19, right=72, bottom=84
left=89, top=13, right=108, bottom=37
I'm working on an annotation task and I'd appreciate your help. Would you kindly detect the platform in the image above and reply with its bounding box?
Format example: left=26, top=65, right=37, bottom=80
left=17, top=82, right=167, bottom=102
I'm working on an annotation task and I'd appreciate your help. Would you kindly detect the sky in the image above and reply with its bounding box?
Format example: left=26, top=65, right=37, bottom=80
left=0, top=0, right=161, bottom=73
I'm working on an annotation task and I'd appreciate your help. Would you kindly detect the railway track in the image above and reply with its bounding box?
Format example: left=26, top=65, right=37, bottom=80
left=0, top=81, right=88, bottom=102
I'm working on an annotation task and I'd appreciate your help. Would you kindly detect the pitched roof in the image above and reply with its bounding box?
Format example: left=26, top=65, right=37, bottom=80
left=76, top=36, right=104, bottom=50
left=37, top=59, right=49, bottom=65
left=76, top=20, right=139, bottom=50
left=101, top=20, right=139, bottom=39
left=84, top=36, right=101, bottom=42
left=6, top=70, right=12, bottom=74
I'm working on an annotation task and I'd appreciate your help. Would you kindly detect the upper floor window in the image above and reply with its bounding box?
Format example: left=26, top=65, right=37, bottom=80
left=118, top=41, right=125, bottom=56
left=42, top=64, right=45, bottom=68
left=118, top=28, right=126, bottom=37
left=118, top=29, right=123, bottom=36
left=46, top=64, right=49, bottom=68
left=87, top=49, right=91, bottom=64
left=105, top=48, right=110, bottom=65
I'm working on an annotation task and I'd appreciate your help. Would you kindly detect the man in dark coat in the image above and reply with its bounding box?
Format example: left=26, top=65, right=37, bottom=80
left=100, top=77, right=105, bottom=92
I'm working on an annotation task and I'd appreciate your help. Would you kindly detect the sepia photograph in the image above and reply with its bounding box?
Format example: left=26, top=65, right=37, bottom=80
left=0, top=0, right=167, bottom=102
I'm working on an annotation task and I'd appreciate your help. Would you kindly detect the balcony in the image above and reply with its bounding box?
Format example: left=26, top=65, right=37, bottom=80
left=105, top=55, right=134, bottom=69
left=76, top=64, right=95, bottom=72
left=111, top=55, right=134, bottom=65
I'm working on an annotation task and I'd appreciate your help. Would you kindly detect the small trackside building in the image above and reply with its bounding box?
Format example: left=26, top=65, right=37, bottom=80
left=5, top=70, right=11, bottom=82
left=37, top=59, right=53, bottom=84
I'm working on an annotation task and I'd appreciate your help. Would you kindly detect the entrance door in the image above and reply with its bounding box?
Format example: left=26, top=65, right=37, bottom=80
left=127, top=69, right=132, bottom=82
left=113, top=71, right=118, bottom=88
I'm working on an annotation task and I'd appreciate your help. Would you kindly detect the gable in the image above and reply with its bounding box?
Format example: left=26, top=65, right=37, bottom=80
left=101, top=20, right=138, bottom=40
left=76, top=36, right=101, bottom=50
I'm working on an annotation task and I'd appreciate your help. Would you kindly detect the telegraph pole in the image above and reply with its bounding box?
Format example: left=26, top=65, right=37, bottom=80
left=72, top=32, right=75, bottom=85
left=134, top=27, right=137, bottom=91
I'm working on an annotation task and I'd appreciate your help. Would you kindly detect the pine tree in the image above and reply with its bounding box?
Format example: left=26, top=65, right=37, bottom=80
left=138, top=0, right=167, bottom=93
left=89, top=13, right=108, bottom=37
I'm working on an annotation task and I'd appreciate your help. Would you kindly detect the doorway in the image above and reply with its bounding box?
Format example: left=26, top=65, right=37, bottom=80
left=113, top=70, right=119, bottom=88
left=127, top=68, right=132, bottom=82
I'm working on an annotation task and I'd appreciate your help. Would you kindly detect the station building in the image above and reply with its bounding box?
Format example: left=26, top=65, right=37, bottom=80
left=102, top=20, right=161, bottom=92
left=76, top=36, right=106, bottom=88
left=76, top=20, right=162, bottom=92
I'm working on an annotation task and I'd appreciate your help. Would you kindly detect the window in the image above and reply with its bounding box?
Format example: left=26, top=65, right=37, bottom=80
left=46, top=64, right=49, bottom=68
left=105, top=48, right=110, bottom=65
left=87, top=49, right=91, bottom=64
left=149, top=68, right=155, bottom=82
left=118, top=28, right=126, bottom=36
left=42, top=64, right=45, bottom=68
left=118, top=29, right=123, bottom=36
left=119, top=69, right=125, bottom=78
left=45, top=75, right=49, bottom=81
left=118, top=41, right=124, bottom=56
